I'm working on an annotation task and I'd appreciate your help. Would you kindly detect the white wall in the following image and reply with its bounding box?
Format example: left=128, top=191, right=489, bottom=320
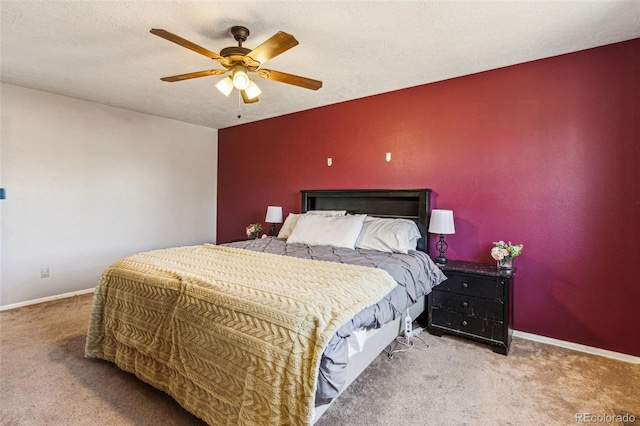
left=0, top=84, right=218, bottom=307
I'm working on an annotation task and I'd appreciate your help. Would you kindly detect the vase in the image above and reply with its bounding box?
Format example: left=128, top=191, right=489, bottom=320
left=497, top=258, right=514, bottom=270
left=248, top=233, right=259, bottom=240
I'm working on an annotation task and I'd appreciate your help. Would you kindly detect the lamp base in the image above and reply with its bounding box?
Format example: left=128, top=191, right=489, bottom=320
left=435, top=256, right=448, bottom=264
left=268, top=223, right=278, bottom=237
left=434, top=234, right=449, bottom=265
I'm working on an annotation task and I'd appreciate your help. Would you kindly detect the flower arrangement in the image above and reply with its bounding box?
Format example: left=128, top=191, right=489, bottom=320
left=245, top=223, right=263, bottom=239
left=491, top=240, right=524, bottom=261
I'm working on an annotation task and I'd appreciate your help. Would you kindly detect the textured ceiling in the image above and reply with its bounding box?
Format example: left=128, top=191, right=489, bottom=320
left=2, top=1, right=639, bottom=130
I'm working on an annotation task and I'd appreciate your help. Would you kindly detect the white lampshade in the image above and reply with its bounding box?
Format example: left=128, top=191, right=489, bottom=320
left=215, top=77, right=234, bottom=97
left=232, top=66, right=250, bottom=90
left=265, top=206, right=283, bottom=223
left=428, top=209, right=456, bottom=234
left=244, top=80, right=261, bottom=100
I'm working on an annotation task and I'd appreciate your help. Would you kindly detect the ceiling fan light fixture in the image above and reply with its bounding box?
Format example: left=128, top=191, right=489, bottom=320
left=216, top=76, right=234, bottom=96
left=232, top=66, right=250, bottom=90
left=245, top=80, right=261, bottom=100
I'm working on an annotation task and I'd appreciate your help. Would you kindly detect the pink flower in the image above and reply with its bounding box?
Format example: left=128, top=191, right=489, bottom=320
left=491, top=247, right=509, bottom=260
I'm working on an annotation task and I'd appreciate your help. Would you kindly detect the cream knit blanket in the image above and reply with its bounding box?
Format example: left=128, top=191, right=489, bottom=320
left=85, top=244, right=397, bottom=425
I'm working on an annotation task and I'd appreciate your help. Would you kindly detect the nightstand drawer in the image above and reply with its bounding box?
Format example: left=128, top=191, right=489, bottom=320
left=431, top=291, right=503, bottom=320
left=437, top=273, right=504, bottom=300
left=431, top=308, right=504, bottom=340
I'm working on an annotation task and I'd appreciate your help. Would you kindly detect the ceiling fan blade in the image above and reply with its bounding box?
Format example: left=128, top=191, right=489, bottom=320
left=241, top=90, right=259, bottom=104
left=150, top=29, right=229, bottom=65
left=256, top=69, right=322, bottom=90
left=160, top=69, right=228, bottom=82
left=244, top=32, right=298, bottom=66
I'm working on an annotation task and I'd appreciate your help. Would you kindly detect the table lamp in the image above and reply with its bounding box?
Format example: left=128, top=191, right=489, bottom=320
left=265, top=206, right=283, bottom=237
left=428, top=209, right=456, bottom=264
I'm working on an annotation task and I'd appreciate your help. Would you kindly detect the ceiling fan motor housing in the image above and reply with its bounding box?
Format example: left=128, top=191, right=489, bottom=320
left=220, top=46, right=251, bottom=58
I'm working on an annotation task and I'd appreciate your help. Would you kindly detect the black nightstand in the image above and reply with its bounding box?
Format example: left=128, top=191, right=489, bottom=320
left=427, top=260, right=514, bottom=355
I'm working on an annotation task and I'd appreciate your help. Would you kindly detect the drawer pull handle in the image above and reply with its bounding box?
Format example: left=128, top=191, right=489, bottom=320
left=461, top=320, right=468, bottom=326
left=462, top=282, right=469, bottom=288
left=462, top=301, right=469, bottom=307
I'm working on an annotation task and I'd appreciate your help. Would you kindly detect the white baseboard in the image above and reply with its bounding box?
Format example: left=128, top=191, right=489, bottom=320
left=513, top=330, right=640, bottom=364
left=0, top=288, right=95, bottom=312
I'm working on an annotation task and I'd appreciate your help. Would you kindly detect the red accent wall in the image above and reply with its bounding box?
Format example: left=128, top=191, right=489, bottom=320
left=218, top=38, right=640, bottom=357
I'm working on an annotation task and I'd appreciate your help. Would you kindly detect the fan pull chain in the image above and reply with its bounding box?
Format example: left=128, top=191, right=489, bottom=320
left=237, top=90, right=242, bottom=119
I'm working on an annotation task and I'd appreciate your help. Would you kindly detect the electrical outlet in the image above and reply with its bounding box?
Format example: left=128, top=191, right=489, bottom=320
left=41, top=268, right=50, bottom=278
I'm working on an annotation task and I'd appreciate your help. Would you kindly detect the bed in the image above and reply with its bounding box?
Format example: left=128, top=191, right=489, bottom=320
left=85, top=188, right=446, bottom=425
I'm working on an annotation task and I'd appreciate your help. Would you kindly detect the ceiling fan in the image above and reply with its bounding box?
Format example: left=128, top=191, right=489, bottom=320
left=151, top=26, right=322, bottom=103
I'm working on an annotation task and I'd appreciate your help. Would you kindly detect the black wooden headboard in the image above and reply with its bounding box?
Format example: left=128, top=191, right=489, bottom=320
left=301, top=189, right=432, bottom=253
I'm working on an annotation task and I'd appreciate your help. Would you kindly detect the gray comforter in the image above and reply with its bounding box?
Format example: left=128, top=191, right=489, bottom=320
left=224, top=237, right=446, bottom=405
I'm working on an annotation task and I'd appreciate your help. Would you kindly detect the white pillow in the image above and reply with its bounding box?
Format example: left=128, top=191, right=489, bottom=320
left=277, top=213, right=301, bottom=239
left=286, top=214, right=366, bottom=249
left=277, top=211, right=348, bottom=240
left=306, top=210, right=347, bottom=216
left=355, top=217, right=421, bottom=254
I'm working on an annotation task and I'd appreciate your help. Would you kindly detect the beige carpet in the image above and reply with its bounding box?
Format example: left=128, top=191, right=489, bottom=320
left=1, top=293, right=638, bottom=426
